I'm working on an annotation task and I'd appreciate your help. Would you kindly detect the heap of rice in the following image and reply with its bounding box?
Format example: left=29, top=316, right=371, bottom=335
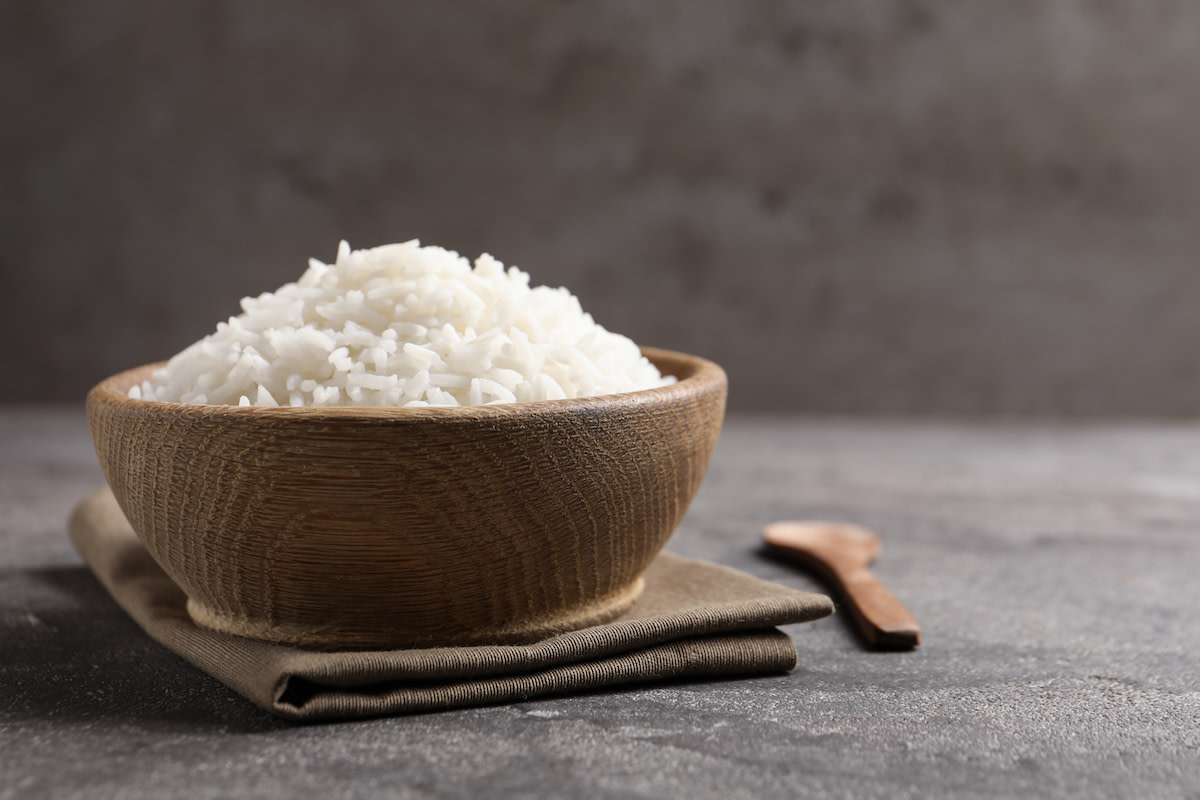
left=131, top=240, right=672, bottom=408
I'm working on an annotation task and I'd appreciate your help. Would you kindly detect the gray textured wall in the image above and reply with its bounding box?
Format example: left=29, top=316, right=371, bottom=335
left=6, top=1, right=1200, bottom=414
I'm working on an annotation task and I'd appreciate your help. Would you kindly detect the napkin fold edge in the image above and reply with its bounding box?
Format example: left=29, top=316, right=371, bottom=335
left=69, top=488, right=833, bottom=721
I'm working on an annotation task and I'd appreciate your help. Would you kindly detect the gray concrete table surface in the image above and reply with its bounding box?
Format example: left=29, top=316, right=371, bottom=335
left=2, top=408, right=1198, bottom=800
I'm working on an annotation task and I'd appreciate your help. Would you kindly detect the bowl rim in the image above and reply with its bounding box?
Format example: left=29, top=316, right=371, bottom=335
left=87, top=346, right=726, bottom=421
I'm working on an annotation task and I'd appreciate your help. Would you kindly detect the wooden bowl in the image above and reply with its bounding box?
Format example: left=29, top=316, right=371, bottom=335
left=86, top=347, right=726, bottom=649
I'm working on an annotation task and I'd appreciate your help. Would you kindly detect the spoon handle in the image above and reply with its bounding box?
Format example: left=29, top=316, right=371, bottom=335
left=830, top=562, right=921, bottom=650
left=763, top=529, right=921, bottom=650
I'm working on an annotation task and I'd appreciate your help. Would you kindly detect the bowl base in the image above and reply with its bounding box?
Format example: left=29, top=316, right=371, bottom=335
left=185, top=577, right=646, bottom=650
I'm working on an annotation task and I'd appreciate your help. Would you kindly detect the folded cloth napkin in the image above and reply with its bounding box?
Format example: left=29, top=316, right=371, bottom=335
left=68, top=489, right=833, bottom=722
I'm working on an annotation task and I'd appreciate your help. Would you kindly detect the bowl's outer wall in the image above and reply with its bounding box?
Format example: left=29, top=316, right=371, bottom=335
left=87, top=349, right=727, bottom=647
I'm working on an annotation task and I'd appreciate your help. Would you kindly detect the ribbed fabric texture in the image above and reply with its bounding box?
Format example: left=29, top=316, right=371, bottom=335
left=69, top=489, right=833, bottom=721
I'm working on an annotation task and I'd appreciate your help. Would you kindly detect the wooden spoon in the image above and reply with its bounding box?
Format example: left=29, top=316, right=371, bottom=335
left=762, top=521, right=921, bottom=650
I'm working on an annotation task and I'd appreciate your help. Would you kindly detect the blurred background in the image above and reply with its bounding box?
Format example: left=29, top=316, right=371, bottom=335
left=4, top=0, right=1200, bottom=415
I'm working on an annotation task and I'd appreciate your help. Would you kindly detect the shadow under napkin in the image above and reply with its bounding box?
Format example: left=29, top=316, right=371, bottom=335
left=68, top=489, right=833, bottom=722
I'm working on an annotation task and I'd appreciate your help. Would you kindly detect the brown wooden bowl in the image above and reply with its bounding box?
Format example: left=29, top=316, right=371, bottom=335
left=86, top=347, right=726, bottom=649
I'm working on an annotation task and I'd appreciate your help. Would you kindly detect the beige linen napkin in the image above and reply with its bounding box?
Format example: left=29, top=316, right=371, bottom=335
left=69, top=489, right=833, bottom=721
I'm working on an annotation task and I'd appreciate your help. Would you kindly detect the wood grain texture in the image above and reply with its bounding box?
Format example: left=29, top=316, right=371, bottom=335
left=86, top=348, right=726, bottom=649
left=762, top=521, right=921, bottom=650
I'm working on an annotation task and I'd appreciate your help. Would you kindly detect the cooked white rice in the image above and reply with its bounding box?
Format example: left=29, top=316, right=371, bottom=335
left=131, top=240, right=673, bottom=407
